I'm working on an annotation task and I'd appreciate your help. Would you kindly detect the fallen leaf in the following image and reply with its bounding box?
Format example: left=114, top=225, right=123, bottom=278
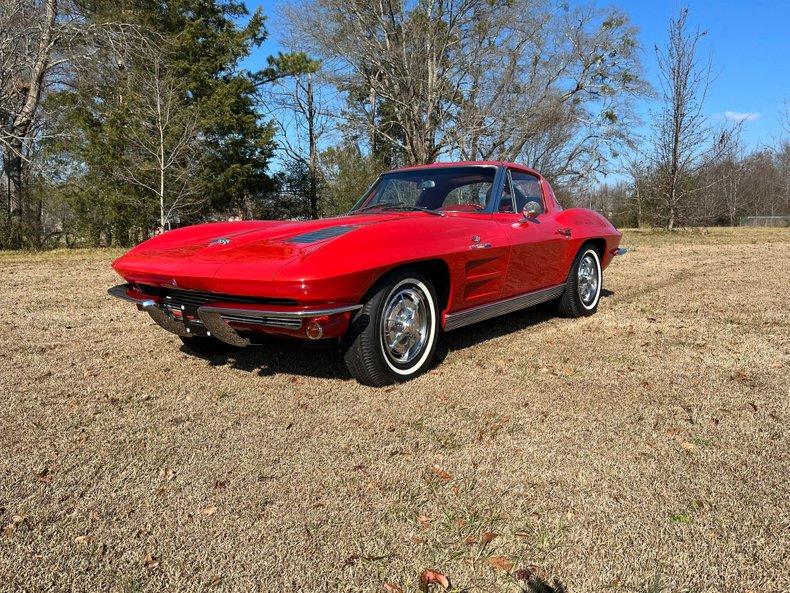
left=641, top=380, right=655, bottom=390
left=730, top=371, right=749, bottom=383
left=680, top=441, right=697, bottom=450
left=74, top=535, right=90, bottom=544
left=419, top=569, right=450, bottom=591
left=383, top=584, right=402, bottom=593
left=665, top=427, right=681, bottom=439
left=214, top=481, right=226, bottom=490
left=463, top=535, right=477, bottom=545
left=487, top=555, right=513, bottom=572
left=480, top=531, right=497, bottom=546
left=770, top=361, right=785, bottom=369
left=454, top=518, right=467, bottom=528
left=514, top=565, right=547, bottom=581
left=417, top=514, right=433, bottom=529
left=431, top=465, right=452, bottom=481
left=198, top=506, right=217, bottom=515
left=209, top=575, right=221, bottom=587
left=144, top=553, right=159, bottom=569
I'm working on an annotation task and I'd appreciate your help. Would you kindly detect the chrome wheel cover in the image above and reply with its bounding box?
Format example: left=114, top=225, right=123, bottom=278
left=577, top=253, right=599, bottom=306
left=381, top=287, right=429, bottom=365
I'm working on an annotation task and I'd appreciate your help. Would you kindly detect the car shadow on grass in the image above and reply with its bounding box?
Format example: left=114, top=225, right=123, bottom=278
left=179, top=290, right=615, bottom=381
left=436, top=289, right=614, bottom=363
left=180, top=338, right=351, bottom=380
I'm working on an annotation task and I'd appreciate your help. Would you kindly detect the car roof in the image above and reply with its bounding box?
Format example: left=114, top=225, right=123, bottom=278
left=388, top=161, right=542, bottom=178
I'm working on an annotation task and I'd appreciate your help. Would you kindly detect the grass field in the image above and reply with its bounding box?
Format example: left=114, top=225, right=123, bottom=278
left=1, top=228, right=788, bottom=593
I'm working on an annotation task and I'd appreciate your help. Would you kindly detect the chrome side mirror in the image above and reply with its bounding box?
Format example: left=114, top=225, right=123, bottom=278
left=523, top=201, right=541, bottom=219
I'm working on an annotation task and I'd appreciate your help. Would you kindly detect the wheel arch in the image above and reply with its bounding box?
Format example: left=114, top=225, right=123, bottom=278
left=362, top=258, right=451, bottom=311
left=582, top=237, right=606, bottom=263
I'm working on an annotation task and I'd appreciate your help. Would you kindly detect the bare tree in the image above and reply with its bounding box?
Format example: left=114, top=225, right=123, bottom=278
left=283, top=0, right=648, bottom=180
left=451, top=4, right=648, bottom=182
left=264, top=63, right=336, bottom=219
left=0, top=0, right=144, bottom=245
left=282, top=0, right=493, bottom=165
left=0, top=0, right=57, bottom=241
left=648, top=7, right=724, bottom=230
left=123, top=49, right=204, bottom=230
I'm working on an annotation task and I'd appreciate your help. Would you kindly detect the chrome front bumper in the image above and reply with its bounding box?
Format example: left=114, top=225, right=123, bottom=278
left=108, top=284, right=361, bottom=346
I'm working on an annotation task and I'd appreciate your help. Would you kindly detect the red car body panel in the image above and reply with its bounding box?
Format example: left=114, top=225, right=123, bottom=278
left=111, top=162, right=622, bottom=342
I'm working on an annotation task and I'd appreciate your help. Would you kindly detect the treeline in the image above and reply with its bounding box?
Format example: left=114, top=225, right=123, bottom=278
left=0, top=1, right=788, bottom=249
left=592, top=145, right=790, bottom=229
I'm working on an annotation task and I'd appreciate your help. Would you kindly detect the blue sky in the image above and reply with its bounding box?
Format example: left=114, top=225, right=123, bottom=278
left=617, top=0, right=790, bottom=149
left=247, top=0, right=790, bottom=152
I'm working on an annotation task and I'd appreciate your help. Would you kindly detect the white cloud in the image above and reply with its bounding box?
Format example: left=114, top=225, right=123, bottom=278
left=724, top=110, right=760, bottom=122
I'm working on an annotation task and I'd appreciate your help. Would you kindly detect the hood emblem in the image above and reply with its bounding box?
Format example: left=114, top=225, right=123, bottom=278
left=209, top=237, right=232, bottom=246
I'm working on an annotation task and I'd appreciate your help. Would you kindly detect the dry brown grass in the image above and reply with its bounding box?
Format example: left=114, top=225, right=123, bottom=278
left=1, top=227, right=788, bottom=593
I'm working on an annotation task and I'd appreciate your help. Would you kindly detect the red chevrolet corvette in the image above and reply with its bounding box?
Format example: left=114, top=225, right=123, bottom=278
left=110, top=162, right=624, bottom=385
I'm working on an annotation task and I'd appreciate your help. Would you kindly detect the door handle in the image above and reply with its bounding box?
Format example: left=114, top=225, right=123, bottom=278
left=557, top=228, right=572, bottom=238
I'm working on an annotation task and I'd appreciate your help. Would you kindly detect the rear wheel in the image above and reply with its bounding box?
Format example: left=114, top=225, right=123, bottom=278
left=179, top=336, right=240, bottom=357
left=557, top=243, right=602, bottom=318
left=343, top=269, right=439, bottom=386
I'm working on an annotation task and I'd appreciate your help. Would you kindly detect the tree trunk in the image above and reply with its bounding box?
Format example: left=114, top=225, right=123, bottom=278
left=1, top=0, right=58, bottom=247
left=307, top=74, right=319, bottom=219
left=6, top=137, right=24, bottom=243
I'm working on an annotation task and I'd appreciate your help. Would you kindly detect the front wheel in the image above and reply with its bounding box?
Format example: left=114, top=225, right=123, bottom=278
left=343, top=270, right=439, bottom=386
left=557, top=243, right=602, bottom=318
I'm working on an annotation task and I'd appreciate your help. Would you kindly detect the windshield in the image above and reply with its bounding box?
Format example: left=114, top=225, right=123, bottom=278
left=351, top=166, right=497, bottom=214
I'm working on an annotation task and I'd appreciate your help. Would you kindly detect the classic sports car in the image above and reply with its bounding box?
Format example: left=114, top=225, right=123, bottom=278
left=109, top=162, right=624, bottom=386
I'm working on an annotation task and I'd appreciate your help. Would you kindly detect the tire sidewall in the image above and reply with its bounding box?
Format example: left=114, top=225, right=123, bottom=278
left=574, top=246, right=602, bottom=315
left=376, top=276, right=438, bottom=378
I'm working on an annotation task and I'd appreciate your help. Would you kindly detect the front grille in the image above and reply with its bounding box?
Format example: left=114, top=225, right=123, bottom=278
left=135, top=285, right=298, bottom=320
left=219, top=314, right=302, bottom=330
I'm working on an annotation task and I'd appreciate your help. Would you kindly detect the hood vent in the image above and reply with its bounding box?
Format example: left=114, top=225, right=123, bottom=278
left=285, top=225, right=358, bottom=244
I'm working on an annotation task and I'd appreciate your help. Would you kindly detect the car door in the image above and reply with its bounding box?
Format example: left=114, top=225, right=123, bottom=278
left=437, top=176, right=512, bottom=308
left=493, top=169, right=572, bottom=296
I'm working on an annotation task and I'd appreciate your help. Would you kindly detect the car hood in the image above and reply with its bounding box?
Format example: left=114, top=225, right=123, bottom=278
left=111, top=215, right=395, bottom=293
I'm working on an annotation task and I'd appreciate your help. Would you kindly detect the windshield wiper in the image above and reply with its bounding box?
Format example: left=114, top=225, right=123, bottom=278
left=350, top=202, right=445, bottom=217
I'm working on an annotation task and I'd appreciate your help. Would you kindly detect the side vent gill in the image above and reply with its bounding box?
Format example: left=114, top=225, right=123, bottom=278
left=285, top=225, right=358, bottom=244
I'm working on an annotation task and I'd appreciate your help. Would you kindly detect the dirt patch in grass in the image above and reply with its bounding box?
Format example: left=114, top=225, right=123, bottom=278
left=1, top=228, right=788, bottom=592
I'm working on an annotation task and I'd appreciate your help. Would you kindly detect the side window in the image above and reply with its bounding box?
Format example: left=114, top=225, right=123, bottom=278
left=498, top=172, right=515, bottom=212
left=510, top=170, right=545, bottom=214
